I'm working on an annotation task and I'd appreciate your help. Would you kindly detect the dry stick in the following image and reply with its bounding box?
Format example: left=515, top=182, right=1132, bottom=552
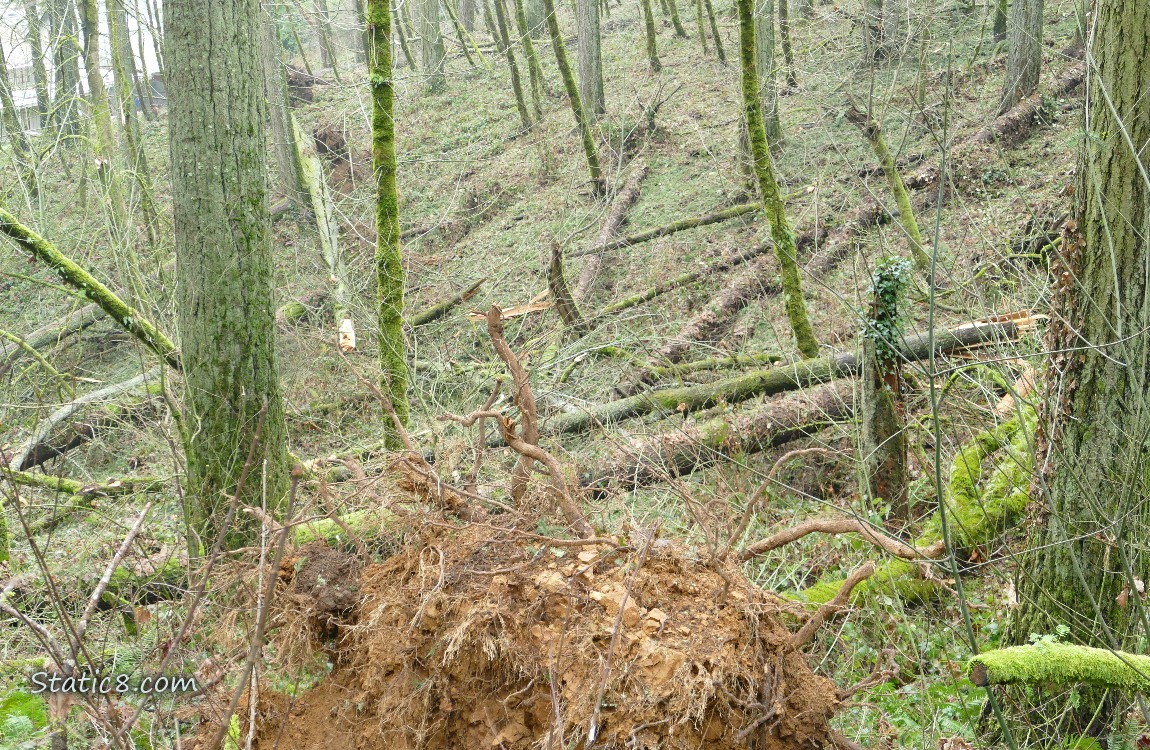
left=573, top=162, right=649, bottom=302
left=73, top=501, right=153, bottom=644
left=739, top=517, right=941, bottom=562
left=206, top=474, right=297, bottom=750
left=587, top=524, right=659, bottom=742
left=495, top=417, right=594, bottom=537
left=0, top=206, right=181, bottom=371
left=486, top=305, right=540, bottom=503
left=789, top=561, right=874, bottom=649
left=569, top=201, right=759, bottom=258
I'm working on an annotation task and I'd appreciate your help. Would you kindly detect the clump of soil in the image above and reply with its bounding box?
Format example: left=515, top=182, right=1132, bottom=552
left=254, top=525, right=842, bottom=749
left=279, top=541, right=363, bottom=636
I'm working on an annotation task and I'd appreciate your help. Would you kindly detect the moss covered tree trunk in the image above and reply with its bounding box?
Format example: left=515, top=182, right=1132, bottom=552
left=735, top=0, right=817, bottom=358
left=1000, top=0, right=1042, bottom=113
left=417, top=0, right=447, bottom=92
left=666, top=0, right=687, bottom=38
left=776, top=0, right=795, bottom=85
left=167, top=0, right=291, bottom=550
left=1003, top=1, right=1150, bottom=736
left=577, top=0, right=605, bottom=117
left=540, top=0, right=605, bottom=195
left=512, top=0, right=546, bottom=119
left=493, top=0, right=532, bottom=129
left=369, top=0, right=412, bottom=447
left=703, top=0, right=725, bottom=62
left=638, top=0, right=662, bottom=72
left=694, top=0, right=708, bottom=53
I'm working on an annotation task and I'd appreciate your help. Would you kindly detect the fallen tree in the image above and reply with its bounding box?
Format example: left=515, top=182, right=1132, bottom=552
left=0, top=303, right=104, bottom=378
left=0, top=207, right=181, bottom=370
left=570, top=200, right=760, bottom=258
left=573, top=162, right=648, bottom=302
left=580, top=380, right=855, bottom=490
left=969, top=642, right=1150, bottom=692
left=549, top=318, right=1022, bottom=438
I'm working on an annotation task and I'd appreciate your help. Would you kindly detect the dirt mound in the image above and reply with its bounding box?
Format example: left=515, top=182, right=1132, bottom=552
left=254, top=525, right=842, bottom=749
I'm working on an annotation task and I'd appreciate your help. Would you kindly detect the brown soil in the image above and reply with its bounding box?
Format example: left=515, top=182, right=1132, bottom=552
left=251, top=523, right=844, bottom=750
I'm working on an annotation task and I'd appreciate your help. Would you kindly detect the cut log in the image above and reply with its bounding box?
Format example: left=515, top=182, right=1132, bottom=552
left=548, top=319, right=1021, bottom=438
left=580, top=380, right=855, bottom=491
left=573, top=163, right=649, bottom=302
left=969, top=643, right=1150, bottom=692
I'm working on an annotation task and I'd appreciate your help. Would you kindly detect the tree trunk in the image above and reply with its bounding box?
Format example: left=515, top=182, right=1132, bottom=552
left=23, top=0, right=51, bottom=120
left=1000, top=0, right=1043, bottom=113
left=577, top=0, right=605, bottom=117
left=459, top=0, right=476, bottom=29
left=369, top=0, right=412, bottom=447
left=512, top=0, right=546, bottom=119
left=638, top=0, right=662, bottom=71
left=49, top=0, right=83, bottom=134
left=540, top=0, right=605, bottom=195
left=262, top=4, right=307, bottom=205
left=736, top=0, right=817, bottom=358
left=1004, top=0, right=1150, bottom=736
left=694, top=0, right=708, bottom=53
left=492, top=0, right=532, bottom=129
left=109, top=0, right=159, bottom=250
left=167, top=0, right=291, bottom=551
left=134, top=0, right=157, bottom=119
left=993, top=0, right=1008, bottom=43
left=777, top=0, right=795, bottom=85
left=0, top=36, right=38, bottom=196
left=702, top=0, right=725, bottom=62
left=755, top=0, right=782, bottom=147
left=394, top=0, right=418, bottom=69
left=417, top=0, right=446, bottom=92
left=666, top=0, right=687, bottom=38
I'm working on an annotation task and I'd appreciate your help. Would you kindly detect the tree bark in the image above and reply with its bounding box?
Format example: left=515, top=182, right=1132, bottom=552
left=999, top=0, right=1043, bottom=113
left=993, top=0, right=1008, bottom=43
left=23, top=0, right=51, bottom=119
left=370, top=0, right=412, bottom=447
left=736, top=0, right=818, bottom=358
left=492, top=0, right=533, bottom=129
left=666, top=0, right=687, bottom=38
left=417, top=0, right=447, bottom=92
left=703, top=0, right=725, bottom=62
left=540, top=0, right=605, bottom=195
left=167, top=0, right=291, bottom=550
left=577, top=0, right=605, bottom=117
left=755, top=0, right=782, bottom=147
left=512, top=0, right=546, bottom=119
left=1003, top=0, right=1149, bottom=735
left=777, top=0, right=795, bottom=85
left=638, top=0, right=662, bottom=71
left=263, top=4, right=307, bottom=206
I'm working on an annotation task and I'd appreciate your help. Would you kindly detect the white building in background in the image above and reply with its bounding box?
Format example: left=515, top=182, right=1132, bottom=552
left=0, top=1, right=163, bottom=134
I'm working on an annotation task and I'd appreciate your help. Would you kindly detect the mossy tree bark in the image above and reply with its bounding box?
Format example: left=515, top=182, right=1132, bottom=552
left=736, top=0, right=818, bottom=358
left=1003, top=0, right=1150, bottom=736
left=417, top=0, right=447, bottom=92
left=23, top=0, right=51, bottom=119
left=694, top=0, right=709, bottom=53
left=702, top=0, right=725, bottom=62
left=666, top=0, right=687, bottom=38
left=638, top=0, right=662, bottom=71
left=167, top=0, right=291, bottom=551
left=369, top=0, right=412, bottom=447
left=493, top=0, right=533, bottom=129
left=540, top=0, right=605, bottom=195
left=1000, top=0, right=1042, bottom=113
left=512, top=0, right=546, bottom=119
left=777, top=0, right=796, bottom=85
left=993, top=0, right=1008, bottom=43
left=577, top=0, right=605, bottom=117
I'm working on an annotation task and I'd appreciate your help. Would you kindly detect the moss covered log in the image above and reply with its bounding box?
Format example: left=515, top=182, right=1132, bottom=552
left=0, top=207, right=180, bottom=370
left=970, top=643, right=1150, bottom=692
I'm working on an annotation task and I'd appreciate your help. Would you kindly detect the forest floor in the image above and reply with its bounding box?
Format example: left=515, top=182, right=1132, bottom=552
left=0, top=0, right=1092, bottom=746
